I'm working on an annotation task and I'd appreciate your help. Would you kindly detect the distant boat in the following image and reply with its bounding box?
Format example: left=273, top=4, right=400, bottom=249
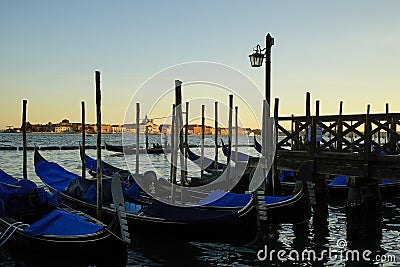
left=0, top=169, right=126, bottom=264
left=104, top=141, right=171, bottom=154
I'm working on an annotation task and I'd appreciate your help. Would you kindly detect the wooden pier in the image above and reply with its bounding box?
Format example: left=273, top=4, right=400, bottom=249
left=268, top=92, right=400, bottom=241
left=273, top=93, right=400, bottom=180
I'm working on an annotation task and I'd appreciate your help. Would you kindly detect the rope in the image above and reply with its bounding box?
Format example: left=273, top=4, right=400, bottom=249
left=0, top=221, right=30, bottom=247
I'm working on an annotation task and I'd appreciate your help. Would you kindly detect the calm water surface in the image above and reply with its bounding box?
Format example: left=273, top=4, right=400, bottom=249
left=0, top=133, right=399, bottom=266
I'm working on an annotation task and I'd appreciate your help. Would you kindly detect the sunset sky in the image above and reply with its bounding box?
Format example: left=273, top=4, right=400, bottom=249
left=1, top=1, right=399, bottom=130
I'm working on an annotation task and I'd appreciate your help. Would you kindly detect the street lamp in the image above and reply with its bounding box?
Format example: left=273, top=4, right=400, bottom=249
left=249, top=33, right=274, bottom=104
left=249, top=33, right=277, bottom=196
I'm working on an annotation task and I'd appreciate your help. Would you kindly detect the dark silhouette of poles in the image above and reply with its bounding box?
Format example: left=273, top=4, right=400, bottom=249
left=81, top=101, right=86, bottom=179
left=135, top=103, right=140, bottom=175
left=22, top=99, right=27, bottom=179
left=95, top=70, right=102, bottom=220
left=201, top=105, right=205, bottom=176
left=214, top=102, right=219, bottom=170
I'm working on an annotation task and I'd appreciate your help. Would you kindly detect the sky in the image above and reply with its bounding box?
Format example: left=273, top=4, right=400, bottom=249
left=1, top=1, right=399, bottom=130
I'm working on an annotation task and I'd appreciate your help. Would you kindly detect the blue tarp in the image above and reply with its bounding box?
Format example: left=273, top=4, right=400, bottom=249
left=143, top=201, right=239, bottom=223
left=328, top=175, right=347, bottom=186
left=198, top=190, right=293, bottom=207
left=35, top=158, right=140, bottom=204
left=0, top=178, right=47, bottom=217
left=264, top=195, right=292, bottom=204
left=35, top=161, right=80, bottom=191
left=198, top=191, right=252, bottom=207
left=0, top=169, right=17, bottom=184
left=328, top=175, right=396, bottom=187
left=84, top=155, right=109, bottom=176
left=279, top=170, right=295, bottom=182
left=24, top=209, right=103, bottom=236
left=381, top=179, right=397, bottom=185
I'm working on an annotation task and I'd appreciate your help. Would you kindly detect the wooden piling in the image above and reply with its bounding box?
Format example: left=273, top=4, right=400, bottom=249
left=170, top=104, right=177, bottom=201
left=145, top=115, right=149, bottom=150
left=270, top=98, right=281, bottom=196
left=365, top=105, right=371, bottom=162
left=95, top=70, right=102, bottom=220
left=346, top=176, right=382, bottom=240
left=214, top=101, right=219, bottom=170
left=291, top=114, right=294, bottom=149
left=385, top=103, right=389, bottom=144
left=226, top=94, right=233, bottom=189
left=337, top=101, right=343, bottom=152
left=81, top=101, right=86, bottom=179
left=305, top=92, right=311, bottom=117
left=184, top=102, right=189, bottom=181
left=175, top=80, right=186, bottom=185
left=201, top=105, right=205, bottom=176
left=22, top=99, right=27, bottom=179
left=235, top=106, right=239, bottom=179
left=315, top=100, right=320, bottom=149
left=313, top=174, right=328, bottom=226
left=135, top=103, right=140, bottom=175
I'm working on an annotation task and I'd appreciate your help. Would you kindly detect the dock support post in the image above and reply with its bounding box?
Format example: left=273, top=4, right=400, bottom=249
left=346, top=177, right=382, bottom=240
left=313, top=174, right=328, bottom=227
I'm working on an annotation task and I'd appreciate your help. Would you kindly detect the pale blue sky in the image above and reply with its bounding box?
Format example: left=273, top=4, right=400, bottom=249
left=1, top=1, right=399, bottom=129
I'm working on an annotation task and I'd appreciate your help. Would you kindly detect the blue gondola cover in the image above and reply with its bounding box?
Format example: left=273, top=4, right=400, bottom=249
left=24, top=209, right=103, bottom=236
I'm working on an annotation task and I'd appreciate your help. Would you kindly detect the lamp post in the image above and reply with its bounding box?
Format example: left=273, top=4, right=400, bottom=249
left=249, top=33, right=274, bottom=105
left=249, top=33, right=278, bottom=196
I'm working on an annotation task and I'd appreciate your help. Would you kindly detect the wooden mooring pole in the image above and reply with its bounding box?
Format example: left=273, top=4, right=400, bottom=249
left=22, top=99, right=27, bottom=179
left=226, top=94, right=233, bottom=189
left=170, top=104, right=177, bottom=202
left=312, top=98, right=328, bottom=226
left=201, top=105, right=205, bottom=177
left=214, top=101, right=219, bottom=170
left=346, top=104, right=382, bottom=241
left=81, top=101, right=86, bottom=179
left=95, top=70, right=102, bottom=220
left=135, top=103, right=140, bottom=175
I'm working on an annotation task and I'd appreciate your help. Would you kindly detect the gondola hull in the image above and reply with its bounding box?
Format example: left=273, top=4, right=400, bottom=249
left=35, top=148, right=310, bottom=244
left=0, top=217, right=126, bottom=265
left=53, top=191, right=257, bottom=244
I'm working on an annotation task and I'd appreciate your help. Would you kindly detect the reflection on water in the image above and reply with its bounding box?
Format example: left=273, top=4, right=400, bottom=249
left=0, top=133, right=399, bottom=266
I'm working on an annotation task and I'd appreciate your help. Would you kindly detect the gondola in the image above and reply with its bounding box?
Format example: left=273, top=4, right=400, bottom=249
left=221, top=139, right=259, bottom=164
left=328, top=175, right=400, bottom=200
left=34, top=148, right=310, bottom=243
left=105, top=141, right=171, bottom=155
left=0, top=169, right=126, bottom=265
left=80, top=144, right=132, bottom=179
left=35, top=147, right=258, bottom=243
left=185, top=144, right=226, bottom=173
left=253, top=136, right=289, bottom=153
left=84, top=144, right=223, bottom=188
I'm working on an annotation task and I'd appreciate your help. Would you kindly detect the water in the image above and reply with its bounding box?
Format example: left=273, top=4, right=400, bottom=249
left=0, top=133, right=399, bottom=266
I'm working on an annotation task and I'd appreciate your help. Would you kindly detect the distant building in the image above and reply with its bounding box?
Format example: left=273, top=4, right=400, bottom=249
left=55, top=124, right=73, bottom=133
left=111, top=124, right=123, bottom=134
